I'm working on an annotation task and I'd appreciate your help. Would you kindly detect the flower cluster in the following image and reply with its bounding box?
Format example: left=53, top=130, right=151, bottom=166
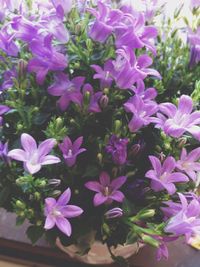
left=0, top=0, right=200, bottom=264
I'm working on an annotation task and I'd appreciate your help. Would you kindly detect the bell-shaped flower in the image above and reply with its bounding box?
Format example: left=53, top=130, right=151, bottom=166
left=156, top=95, right=200, bottom=141
left=85, top=172, right=127, bottom=206
left=0, top=105, right=10, bottom=126
left=8, top=133, right=60, bottom=174
left=146, top=156, right=189, bottom=195
left=176, top=147, right=200, bottom=181
left=48, top=72, right=84, bottom=111
left=59, top=136, right=86, bottom=167
left=44, top=188, right=83, bottom=236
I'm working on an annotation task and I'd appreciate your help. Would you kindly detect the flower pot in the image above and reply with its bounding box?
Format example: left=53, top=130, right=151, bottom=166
left=56, top=238, right=143, bottom=266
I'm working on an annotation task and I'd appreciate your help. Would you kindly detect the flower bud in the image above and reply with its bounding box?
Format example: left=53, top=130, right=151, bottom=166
left=137, top=209, right=155, bottom=220
left=103, top=88, right=109, bottom=95
left=97, top=153, right=103, bottom=164
left=83, top=91, right=91, bottom=106
left=99, top=94, right=109, bottom=109
left=16, top=200, right=26, bottom=209
left=48, top=179, right=61, bottom=187
left=141, top=234, right=159, bottom=248
left=51, top=190, right=61, bottom=198
left=56, top=117, right=63, bottom=128
left=114, top=120, right=122, bottom=135
left=178, top=137, right=187, bottom=148
left=105, top=208, right=123, bottom=219
left=18, top=59, right=27, bottom=79
left=34, top=192, right=41, bottom=201
left=129, top=144, right=141, bottom=157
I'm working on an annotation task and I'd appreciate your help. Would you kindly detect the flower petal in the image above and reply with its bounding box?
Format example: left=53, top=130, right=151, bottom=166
left=44, top=215, right=56, bottom=230
left=61, top=205, right=83, bottom=218
left=21, top=133, right=37, bottom=152
left=24, top=162, right=41, bottom=174
left=56, top=217, right=72, bottom=236
left=178, top=95, right=193, bottom=114
left=93, top=192, right=108, bottom=206
left=110, top=191, right=125, bottom=202
left=111, top=176, right=127, bottom=190
left=85, top=181, right=102, bottom=192
left=38, top=138, right=57, bottom=158
left=8, top=149, right=27, bottom=162
left=99, top=172, right=110, bottom=186
left=41, top=155, right=61, bottom=165
left=57, top=188, right=71, bottom=205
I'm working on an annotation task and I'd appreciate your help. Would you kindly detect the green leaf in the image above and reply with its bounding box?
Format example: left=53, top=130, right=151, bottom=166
left=26, top=225, right=44, bottom=244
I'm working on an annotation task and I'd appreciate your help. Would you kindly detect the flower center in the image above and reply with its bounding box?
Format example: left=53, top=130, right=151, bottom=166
left=67, top=149, right=73, bottom=157
left=104, top=186, right=110, bottom=196
left=52, top=208, right=62, bottom=217
left=160, top=172, right=168, bottom=181
left=30, top=151, right=39, bottom=165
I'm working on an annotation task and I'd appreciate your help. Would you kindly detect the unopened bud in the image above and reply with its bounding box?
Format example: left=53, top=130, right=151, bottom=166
left=137, top=209, right=155, bottom=220
left=16, top=200, right=26, bottom=209
left=56, top=117, right=63, bottom=128
left=130, top=144, right=141, bottom=157
left=48, top=179, right=61, bottom=187
left=99, top=94, right=109, bottom=109
left=18, top=59, right=27, bottom=79
left=97, top=153, right=103, bottom=164
left=178, top=137, right=187, bottom=148
left=141, top=234, right=159, bottom=248
left=34, top=192, right=41, bottom=201
left=83, top=91, right=91, bottom=106
left=114, top=120, right=122, bottom=134
left=105, top=208, right=123, bottom=219
left=51, top=190, right=61, bottom=198
left=17, top=124, right=23, bottom=131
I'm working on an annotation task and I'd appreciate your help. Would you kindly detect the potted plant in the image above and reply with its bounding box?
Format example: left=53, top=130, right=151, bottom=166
left=0, top=0, right=200, bottom=266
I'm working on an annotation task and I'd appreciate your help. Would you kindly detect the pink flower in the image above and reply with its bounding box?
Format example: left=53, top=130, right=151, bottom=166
left=85, top=171, right=127, bottom=206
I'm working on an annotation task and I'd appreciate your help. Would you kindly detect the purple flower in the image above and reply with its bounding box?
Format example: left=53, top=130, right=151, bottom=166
left=111, top=46, right=161, bottom=89
left=155, top=236, right=177, bottom=261
left=48, top=72, right=84, bottom=111
left=87, top=1, right=123, bottom=43
left=39, top=13, right=69, bottom=43
left=132, top=79, right=157, bottom=101
left=176, top=148, right=200, bottom=181
left=44, top=188, right=83, bottom=236
left=104, top=207, right=123, bottom=219
left=124, top=95, right=158, bottom=132
left=115, top=11, right=158, bottom=54
left=190, top=0, right=200, bottom=9
left=0, top=142, right=10, bottom=163
left=59, top=136, right=86, bottom=167
left=0, top=68, right=17, bottom=91
left=11, top=16, right=39, bottom=43
left=165, top=193, right=200, bottom=241
left=91, top=60, right=113, bottom=89
left=28, top=35, right=68, bottom=85
left=145, top=156, right=189, bottom=195
left=0, top=27, right=19, bottom=56
left=82, top=83, right=103, bottom=113
left=156, top=95, right=200, bottom=141
left=51, top=0, right=73, bottom=15
left=188, top=27, right=200, bottom=68
left=8, top=133, right=60, bottom=174
left=85, top=172, right=127, bottom=206
left=0, top=105, right=10, bottom=126
left=106, top=135, right=128, bottom=165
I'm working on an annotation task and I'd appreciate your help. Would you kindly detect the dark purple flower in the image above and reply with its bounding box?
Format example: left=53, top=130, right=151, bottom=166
left=85, top=171, right=127, bottom=206
left=0, top=105, right=10, bottom=126
left=124, top=95, right=158, bottom=132
left=156, top=95, right=200, bottom=141
left=28, top=35, right=68, bottom=85
left=48, top=72, right=84, bottom=111
left=82, top=83, right=103, bottom=113
left=145, top=156, right=189, bottom=195
left=188, top=27, right=200, bottom=68
left=0, top=142, right=10, bottom=163
left=44, top=188, right=83, bottom=236
left=59, top=136, right=86, bottom=167
left=111, top=46, right=161, bottom=89
left=165, top=193, right=200, bottom=241
left=0, top=27, right=19, bottom=56
left=87, top=1, right=123, bottom=43
left=91, top=60, right=113, bottom=89
left=105, top=207, right=123, bottom=219
left=8, top=133, right=60, bottom=174
left=176, top=148, right=200, bottom=181
left=0, top=68, right=17, bottom=91
left=106, top=135, right=128, bottom=165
